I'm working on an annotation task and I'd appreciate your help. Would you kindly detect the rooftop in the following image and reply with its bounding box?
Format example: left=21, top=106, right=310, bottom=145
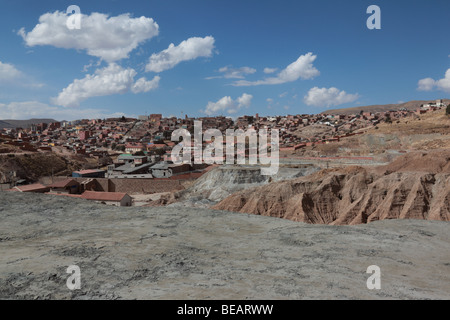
left=81, top=191, right=129, bottom=202
left=73, top=169, right=106, bottom=174
left=48, top=179, right=79, bottom=188
left=12, top=183, right=49, bottom=192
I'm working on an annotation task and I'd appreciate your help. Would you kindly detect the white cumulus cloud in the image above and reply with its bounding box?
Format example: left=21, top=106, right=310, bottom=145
left=204, top=93, right=253, bottom=116
left=232, top=52, right=319, bottom=86
left=131, top=76, right=160, bottom=93
left=304, top=87, right=359, bottom=108
left=417, top=78, right=436, bottom=91
left=53, top=63, right=159, bottom=107
left=145, top=36, right=215, bottom=72
left=19, top=11, right=159, bottom=62
left=417, top=69, right=450, bottom=93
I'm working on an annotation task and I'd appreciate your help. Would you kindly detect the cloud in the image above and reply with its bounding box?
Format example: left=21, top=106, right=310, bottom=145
left=263, top=67, right=277, bottom=74
left=417, top=69, right=450, bottom=93
left=145, top=36, right=215, bottom=72
left=19, top=11, right=159, bottom=62
left=0, top=61, right=22, bottom=81
left=236, top=92, right=253, bottom=107
left=279, top=92, right=288, bottom=98
left=53, top=63, right=159, bottom=107
left=417, top=78, right=436, bottom=91
left=0, top=60, right=44, bottom=88
left=131, top=76, right=160, bottom=93
left=232, top=52, right=319, bottom=86
left=206, top=66, right=256, bottom=80
left=203, top=93, right=253, bottom=116
left=0, top=101, right=126, bottom=121
left=304, top=87, right=359, bottom=108
left=82, top=59, right=102, bottom=72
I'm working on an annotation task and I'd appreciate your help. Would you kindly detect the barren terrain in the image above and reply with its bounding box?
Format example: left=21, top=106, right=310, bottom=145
left=214, top=150, right=450, bottom=225
left=294, top=109, right=450, bottom=158
left=0, top=191, right=449, bottom=299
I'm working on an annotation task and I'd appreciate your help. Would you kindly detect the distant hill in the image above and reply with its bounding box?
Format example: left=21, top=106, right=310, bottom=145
left=0, top=118, right=57, bottom=129
left=323, top=99, right=450, bottom=115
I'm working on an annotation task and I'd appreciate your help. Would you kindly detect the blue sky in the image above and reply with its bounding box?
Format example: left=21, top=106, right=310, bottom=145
left=0, top=0, right=449, bottom=120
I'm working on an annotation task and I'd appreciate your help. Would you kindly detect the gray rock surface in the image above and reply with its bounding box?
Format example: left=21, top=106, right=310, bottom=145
left=0, top=191, right=449, bottom=300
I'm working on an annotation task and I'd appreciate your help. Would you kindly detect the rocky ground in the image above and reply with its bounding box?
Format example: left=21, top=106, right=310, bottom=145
left=0, top=191, right=449, bottom=300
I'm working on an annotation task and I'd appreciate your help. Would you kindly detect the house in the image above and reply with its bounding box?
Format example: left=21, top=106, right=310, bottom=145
left=125, top=143, right=144, bottom=154
left=117, top=153, right=135, bottom=164
left=110, top=161, right=154, bottom=176
left=133, top=156, right=148, bottom=165
left=11, top=183, right=50, bottom=193
left=150, top=162, right=191, bottom=178
left=147, top=143, right=167, bottom=151
left=150, top=162, right=172, bottom=178
left=169, top=163, right=191, bottom=175
left=79, top=131, right=90, bottom=140
left=79, top=178, right=102, bottom=192
left=80, top=191, right=132, bottom=206
left=48, top=179, right=80, bottom=194
left=72, top=169, right=106, bottom=178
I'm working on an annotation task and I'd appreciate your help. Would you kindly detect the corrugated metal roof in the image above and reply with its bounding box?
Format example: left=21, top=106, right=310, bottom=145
left=123, top=162, right=154, bottom=174
left=150, top=163, right=169, bottom=170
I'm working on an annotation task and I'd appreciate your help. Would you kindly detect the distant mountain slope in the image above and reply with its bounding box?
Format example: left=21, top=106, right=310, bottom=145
left=0, top=120, right=14, bottom=129
left=0, top=118, right=58, bottom=129
left=323, top=99, right=450, bottom=115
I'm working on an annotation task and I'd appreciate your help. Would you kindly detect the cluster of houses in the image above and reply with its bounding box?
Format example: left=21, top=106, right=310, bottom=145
left=0, top=117, right=135, bottom=157
left=0, top=99, right=447, bottom=169
left=1, top=100, right=447, bottom=157
left=106, top=154, right=194, bottom=179
left=417, top=99, right=447, bottom=113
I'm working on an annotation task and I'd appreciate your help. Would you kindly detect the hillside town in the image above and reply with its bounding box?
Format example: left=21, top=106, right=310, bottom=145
left=2, top=99, right=446, bottom=157
left=0, top=99, right=447, bottom=206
